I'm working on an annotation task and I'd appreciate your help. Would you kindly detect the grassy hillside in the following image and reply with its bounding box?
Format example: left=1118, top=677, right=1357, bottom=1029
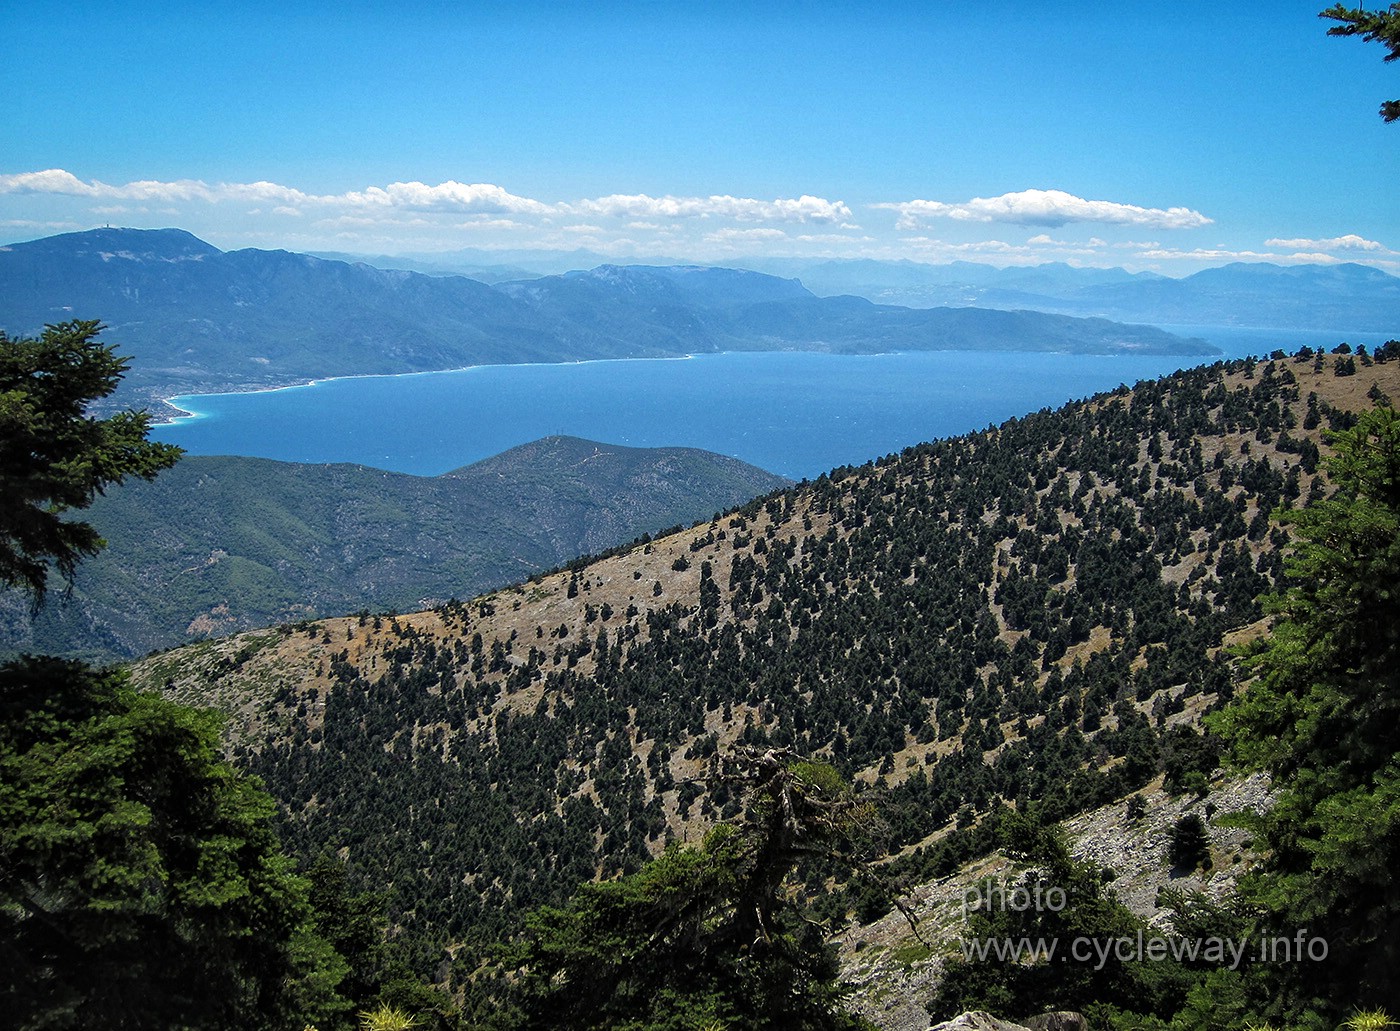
left=132, top=349, right=1398, bottom=987
left=0, top=437, right=789, bottom=661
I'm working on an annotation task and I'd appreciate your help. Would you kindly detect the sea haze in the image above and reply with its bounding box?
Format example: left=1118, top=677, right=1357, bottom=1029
left=151, top=327, right=1393, bottom=481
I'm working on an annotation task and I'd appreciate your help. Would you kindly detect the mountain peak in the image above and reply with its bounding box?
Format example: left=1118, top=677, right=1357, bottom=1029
left=3, top=226, right=222, bottom=263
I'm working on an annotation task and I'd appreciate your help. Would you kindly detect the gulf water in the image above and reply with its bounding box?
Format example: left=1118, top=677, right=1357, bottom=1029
left=151, top=326, right=1394, bottom=481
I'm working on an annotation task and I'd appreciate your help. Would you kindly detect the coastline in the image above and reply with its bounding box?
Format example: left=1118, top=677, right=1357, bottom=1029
left=139, top=327, right=1395, bottom=480
left=149, top=336, right=1234, bottom=426
left=153, top=352, right=705, bottom=425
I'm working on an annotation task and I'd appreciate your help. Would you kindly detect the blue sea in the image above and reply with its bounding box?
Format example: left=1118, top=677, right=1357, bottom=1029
left=151, top=326, right=1395, bottom=481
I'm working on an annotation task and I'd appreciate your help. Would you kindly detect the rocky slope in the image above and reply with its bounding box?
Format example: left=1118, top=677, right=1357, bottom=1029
left=841, top=772, right=1272, bottom=1031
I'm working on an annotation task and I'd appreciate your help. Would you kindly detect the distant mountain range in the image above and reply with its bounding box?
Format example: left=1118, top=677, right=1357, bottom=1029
left=312, top=245, right=1400, bottom=335
left=0, top=228, right=1216, bottom=409
left=741, top=257, right=1400, bottom=331
left=0, top=436, right=790, bottom=662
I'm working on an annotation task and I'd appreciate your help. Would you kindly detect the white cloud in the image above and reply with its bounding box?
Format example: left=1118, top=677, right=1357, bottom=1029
left=795, top=232, right=876, bottom=244
left=704, top=227, right=789, bottom=243
left=1264, top=234, right=1388, bottom=252
left=313, top=214, right=444, bottom=230
left=0, top=169, right=112, bottom=197
left=0, top=218, right=83, bottom=231
left=333, top=180, right=554, bottom=215
left=0, top=170, right=853, bottom=242
left=0, top=169, right=550, bottom=216
left=1024, top=233, right=1108, bottom=252
left=576, top=193, right=851, bottom=224
left=903, top=237, right=1016, bottom=252
left=452, top=218, right=528, bottom=231
left=900, top=237, right=1036, bottom=260
left=876, top=189, right=1212, bottom=230
left=1136, top=246, right=1342, bottom=264
left=0, top=169, right=226, bottom=203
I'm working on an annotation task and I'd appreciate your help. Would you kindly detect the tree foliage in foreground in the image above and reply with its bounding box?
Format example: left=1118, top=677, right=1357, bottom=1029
left=0, top=320, right=382, bottom=1029
left=0, top=320, right=181, bottom=603
left=1212, top=405, right=1400, bottom=1020
left=0, top=657, right=350, bottom=1029
left=502, top=749, right=878, bottom=1031
left=1321, top=3, right=1400, bottom=121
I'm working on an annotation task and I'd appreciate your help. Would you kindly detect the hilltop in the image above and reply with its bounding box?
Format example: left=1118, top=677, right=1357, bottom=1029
left=131, top=348, right=1400, bottom=1003
left=0, top=436, right=789, bottom=662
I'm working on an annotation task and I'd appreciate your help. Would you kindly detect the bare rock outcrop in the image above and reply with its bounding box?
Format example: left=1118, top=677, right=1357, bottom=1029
left=926, top=1013, right=1034, bottom=1031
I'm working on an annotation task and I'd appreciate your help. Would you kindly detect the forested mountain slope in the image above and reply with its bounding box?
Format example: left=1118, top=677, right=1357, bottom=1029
left=133, top=348, right=1400, bottom=980
left=0, top=437, right=788, bottom=661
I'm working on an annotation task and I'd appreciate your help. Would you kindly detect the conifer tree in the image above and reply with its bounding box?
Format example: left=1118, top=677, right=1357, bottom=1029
left=1321, top=3, right=1400, bottom=121
left=1213, top=406, right=1400, bottom=1016
left=505, top=749, right=878, bottom=1031
left=0, top=321, right=351, bottom=1028
left=0, top=320, right=180, bottom=603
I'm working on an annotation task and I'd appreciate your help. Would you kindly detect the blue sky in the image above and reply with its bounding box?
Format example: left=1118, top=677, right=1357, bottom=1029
left=3, top=1, right=1397, bottom=273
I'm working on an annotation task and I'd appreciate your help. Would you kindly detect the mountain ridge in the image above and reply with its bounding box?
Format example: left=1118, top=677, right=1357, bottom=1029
left=740, top=255, right=1400, bottom=331
left=0, top=435, right=790, bottom=662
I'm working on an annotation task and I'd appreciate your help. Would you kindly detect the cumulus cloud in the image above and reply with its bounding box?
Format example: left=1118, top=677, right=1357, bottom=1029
left=333, top=180, right=553, bottom=215
left=876, top=189, right=1212, bottom=230
left=576, top=193, right=851, bottom=224
left=0, top=169, right=222, bottom=202
left=1264, top=234, right=1387, bottom=252
left=0, top=170, right=853, bottom=240
left=0, top=169, right=551, bottom=216
left=0, top=169, right=112, bottom=197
